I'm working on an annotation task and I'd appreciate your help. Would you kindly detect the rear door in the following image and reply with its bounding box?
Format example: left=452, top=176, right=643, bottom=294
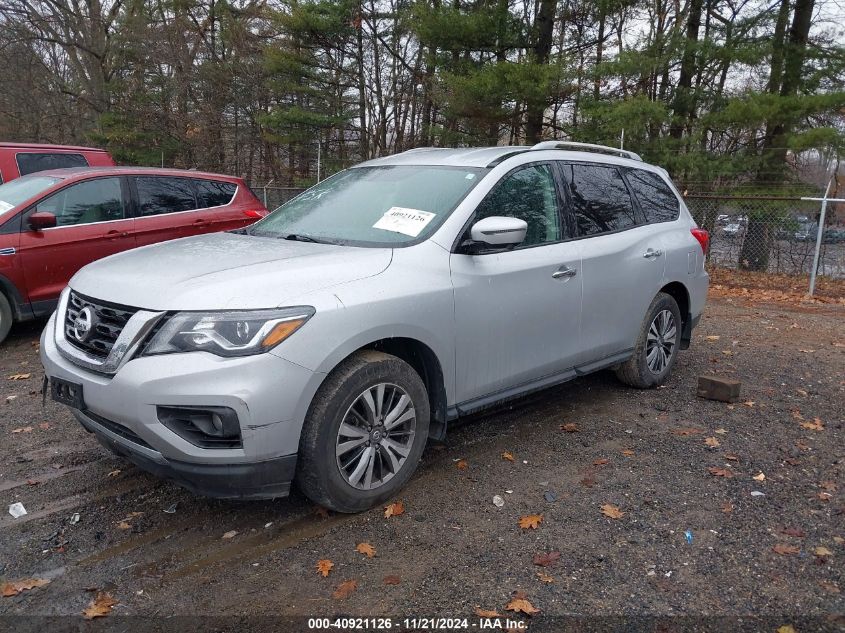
left=193, top=178, right=248, bottom=233
left=131, top=176, right=204, bottom=246
left=16, top=152, right=89, bottom=177
left=558, top=161, right=666, bottom=363
left=18, top=176, right=135, bottom=306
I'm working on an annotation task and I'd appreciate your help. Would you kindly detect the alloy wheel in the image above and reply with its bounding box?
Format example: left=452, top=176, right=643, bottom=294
left=646, top=309, right=676, bottom=374
left=335, top=383, right=416, bottom=490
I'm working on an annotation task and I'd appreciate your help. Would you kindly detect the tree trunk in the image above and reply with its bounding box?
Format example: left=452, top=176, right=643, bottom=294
left=669, top=0, right=703, bottom=139
left=525, top=0, right=556, bottom=143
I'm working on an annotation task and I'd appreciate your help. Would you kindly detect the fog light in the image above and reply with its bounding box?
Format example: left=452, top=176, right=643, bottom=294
left=157, top=406, right=242, bottom=448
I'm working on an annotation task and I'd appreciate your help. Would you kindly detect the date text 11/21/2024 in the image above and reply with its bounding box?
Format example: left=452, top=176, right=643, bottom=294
left=307, top=617, right=529, bottom=630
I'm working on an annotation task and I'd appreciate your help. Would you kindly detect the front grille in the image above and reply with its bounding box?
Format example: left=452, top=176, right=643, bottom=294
left=65, top=291, right=138, bottom=358
left=85, top=411, right=154, bottom=450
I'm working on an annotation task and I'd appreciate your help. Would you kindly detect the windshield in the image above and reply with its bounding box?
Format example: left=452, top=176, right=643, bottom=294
left=0, top=175, right=61, bottom=213
left=248, top=165, right=487, bottom=246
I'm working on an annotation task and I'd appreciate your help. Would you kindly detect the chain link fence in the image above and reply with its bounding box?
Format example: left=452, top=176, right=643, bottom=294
left=249, top=184, right=306, bottom=211
left=684, top=195, right=845, bottom=280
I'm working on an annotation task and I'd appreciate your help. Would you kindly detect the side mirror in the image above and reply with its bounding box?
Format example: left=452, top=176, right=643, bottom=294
left=28, top=211, right=57, bottom=231
left=465, top=216, right=527, bottom=253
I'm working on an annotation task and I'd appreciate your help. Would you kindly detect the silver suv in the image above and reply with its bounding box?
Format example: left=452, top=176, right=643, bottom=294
left=40, top=143, right=709, bottom=512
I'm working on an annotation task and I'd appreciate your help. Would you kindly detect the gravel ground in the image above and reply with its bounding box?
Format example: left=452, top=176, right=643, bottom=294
left=0, top=295, right=842, bottom=631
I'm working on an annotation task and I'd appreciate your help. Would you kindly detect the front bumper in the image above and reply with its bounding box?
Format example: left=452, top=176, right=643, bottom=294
left=76, top=409, right=296, bottom=498
left=40, top=312, right=326, bottom=499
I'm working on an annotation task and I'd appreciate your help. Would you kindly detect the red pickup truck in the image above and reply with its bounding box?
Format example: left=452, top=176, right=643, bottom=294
left=0, top=167, right=268, bottom=344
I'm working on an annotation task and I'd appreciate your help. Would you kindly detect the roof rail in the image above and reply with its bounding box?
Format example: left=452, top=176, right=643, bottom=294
left=530, top=141, right=642, bottom=162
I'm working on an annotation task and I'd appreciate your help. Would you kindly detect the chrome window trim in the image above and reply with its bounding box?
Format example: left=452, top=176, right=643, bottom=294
left=133, top=177, right=238, bottom=218
left=55, top=288, right=165, bottom=375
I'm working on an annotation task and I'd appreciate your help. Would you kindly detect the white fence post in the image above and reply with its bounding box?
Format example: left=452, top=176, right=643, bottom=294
left=800, top=181, right=845, bottom=296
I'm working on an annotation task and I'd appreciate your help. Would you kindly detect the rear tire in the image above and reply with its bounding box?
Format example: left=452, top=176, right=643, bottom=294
left=615, top=292, right=681, bottom=389
left=0, top=292, right=13, bottom=345
left=296, top=350, right=430, bottom=513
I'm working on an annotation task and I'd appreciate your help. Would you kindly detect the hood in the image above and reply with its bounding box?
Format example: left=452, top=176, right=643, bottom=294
left=69, top=232, right=392, bottom=310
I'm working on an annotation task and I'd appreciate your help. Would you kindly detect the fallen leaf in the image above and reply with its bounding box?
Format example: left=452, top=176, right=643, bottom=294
left=724, top=453, right=740, bottom=461
left=795, top=388, right=808, bottom=397
left=742, top=401, right=755, bottom=407
left=11, top=427, right=33, bottom=434
left=222, top=530, right=238, bottom=539
left=721, top=501, right=734, bottom=514
left=332, top=579, right=358, bottom=599
left=776, top=626, right=797, bottom=633
left=621, top=449, right=635, bottom=457
left=384, top=501, right=405, bottom=518
left=316, top=559, right=334, bottom=577
left=532, top=551, right=561, bottom=567
left=1, top=578, right=50, bottom=597
left=560, top=423, right=579, bottom=433
left=601, top=504, right=624, bottom=519
left=781, top=527, right=806, bottom=538
left=82, top=592, right=118, bottom=619
left=708, top=467, right=734, bottom=478
left=814, top=546, right=833, bottom=557
left=502, top=451, right=515, bottom=462
left=38, top=422, right=50, bottom=430
left=672, top=427, right=704, bottom=436
left=800, top=418, right=824, bottom=431
left=715, top=428, right=728, bottom=434
left=820, top=481, right=837, bottom=491
left=456, top=459, right=468, bottom=470
left=356, top=542, right=376, bottom=558
left=505, top=597, right=540, bottom=615
left=818, top=492, right=833, bottom=502
left=7, top=373, right=31, bottom=380
left=106, top=470, right=121, bottom=478
left=772, top=544, right=800, bottom=556
left=116, top=521, right=131, bottom=530
left=536, top=571, right=554, bottom=583
left=383, top=575, right=401, bottom=585
left=593, top=458, right=610, bottom=466
left=704, top=437, right=720, bottom=448
left=705, top=335, right=721, bottom=341
left=518, top=514, right=543, bottom=529
left=791, top=409, right=804, bottom=420
left=474, top=606, right=501, bottom=617
left=753, top=472, right=766, bottom=481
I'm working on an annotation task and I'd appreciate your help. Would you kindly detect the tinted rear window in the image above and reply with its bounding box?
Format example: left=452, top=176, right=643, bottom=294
left=625, top=169, right=680, bottom=223
left=560, top=163, right=638, bottom=236
left=135, top=177, right=197, bottom=216
left=195, top=179, right=236, bottom=208
left=17, top=152, right=88, bottom=176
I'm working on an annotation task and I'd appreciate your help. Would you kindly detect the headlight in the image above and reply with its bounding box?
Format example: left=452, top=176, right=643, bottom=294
left=143, top=307, right=315, bottom=357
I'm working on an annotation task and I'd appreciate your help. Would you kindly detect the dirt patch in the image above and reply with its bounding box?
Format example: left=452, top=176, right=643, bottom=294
left=0, top=298, right=842, bottom=624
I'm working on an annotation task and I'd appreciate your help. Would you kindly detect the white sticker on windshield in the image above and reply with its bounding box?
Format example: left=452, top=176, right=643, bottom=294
left=373, top=207, right=436, bottom=237
left=0, top=201, right=13, bottom=214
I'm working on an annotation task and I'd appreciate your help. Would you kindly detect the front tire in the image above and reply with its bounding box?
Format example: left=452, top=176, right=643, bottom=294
left=296, top=350, right=430, bottom=513
left=615, top=292, right=682, bottom=389
left=0, top=292, right=13, bottom=345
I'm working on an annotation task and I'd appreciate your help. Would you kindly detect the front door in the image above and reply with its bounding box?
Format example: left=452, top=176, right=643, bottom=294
left=19, top=176, right=135, bottom=307
left=450, top=163, right=583, bottom=405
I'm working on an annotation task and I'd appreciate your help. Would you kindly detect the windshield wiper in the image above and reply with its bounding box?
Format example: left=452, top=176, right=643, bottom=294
left=281, top=233, right=330, bottom=244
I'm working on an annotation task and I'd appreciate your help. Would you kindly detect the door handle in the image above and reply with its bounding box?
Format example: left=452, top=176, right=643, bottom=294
left=643, top=248, right=663, bottom=259
left=193, top=218, right=208, bottom=225
left=106, top=230, right=129, bottom=240
left=552, top=265, right=577, bottom=279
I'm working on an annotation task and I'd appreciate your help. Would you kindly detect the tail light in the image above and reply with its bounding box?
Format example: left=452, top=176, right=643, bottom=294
left=243, top=209, right=267, bottom=219
left=691, top=228, right=709, bottom=255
